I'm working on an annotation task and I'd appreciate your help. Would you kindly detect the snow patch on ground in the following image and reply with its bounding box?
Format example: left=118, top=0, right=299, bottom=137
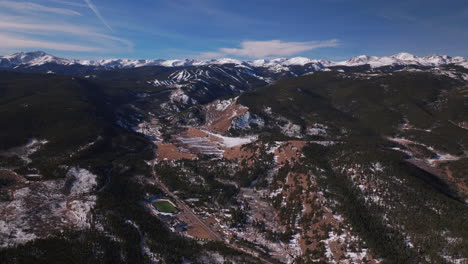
left=215, top=97, right=237, bottom=111
left=427, top=153, right=461, bottom=165
left=306, top=123, right=328, bottom=136
left=281, top=122, right=303, bottom=138
left=68, top=196, right=96, bottom=229
left=170, top=88, right=192, bottom=105
left=0, top=221, right=37, bottom=247
left=387, top=137, right=465, bottom=165
left=0, top=167, right=97, bottom=247
left=321, top=229, right=375, bottom=264
left=0, top=139, right=48, bottom=164
left=203, top=130, right=258, bottom=148
left=134, top=120, right=162, bottom=142
left=67, top=168, right=97, bottom=195
left=231, top=112, right=265, bottom=130
left=371, top=162, right=384, bottom=172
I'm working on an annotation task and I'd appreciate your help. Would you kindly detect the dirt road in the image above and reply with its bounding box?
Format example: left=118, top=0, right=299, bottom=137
left=150, top=158, right=277, bottom=264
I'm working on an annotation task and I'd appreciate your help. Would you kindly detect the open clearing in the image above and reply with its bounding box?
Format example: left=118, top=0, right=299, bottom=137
left=153, top=200, right=177, bottom=213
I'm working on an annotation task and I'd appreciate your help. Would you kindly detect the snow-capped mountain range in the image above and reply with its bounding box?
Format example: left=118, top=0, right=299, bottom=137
left=1, top=51, right=467, bottom=70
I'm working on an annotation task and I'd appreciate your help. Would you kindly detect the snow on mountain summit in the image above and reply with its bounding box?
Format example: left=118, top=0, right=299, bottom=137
left=339, top=55, right=377, bottom=66
left=337, top=52, right=468, bottom=68
left=282, top=57, right=313, bottom=66
left=1, top=51, right=70, bottom=67
left=211, top=58, right=244, bottom=65
left=1, top=51, right=467, bottom=70
left=392, top=52, right=417, bottom=61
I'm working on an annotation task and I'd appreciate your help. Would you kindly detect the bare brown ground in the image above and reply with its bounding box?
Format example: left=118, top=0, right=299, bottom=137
left=205, top=216, right=217, bottom=226
left=289, top=173, right=332, bottom=256
left=445, top=166, right=468, bottom=197
left=181, top=126, right=262, bottom=163
left=281, top=173, right=329, bottom=254
left=223, top=146, right=257, bottom=167
left=185, top=222, right=214, bottom=240
left=203, top=100, right=249, bottom=134
left=329, top=241, right=345, bottom=260
left=0, top=170, right=24, bottom=183
left=389, top=137, right=468, bottom=199
left=184, top=127, right=223, bottom=143
left=278, top=172, right=378, bottom=263
left=157, top=126, right=259, bottom=162
left=184, top=126, right=209, bottom=138
left=408, top=159, right=445, bottom=178
left=275, top=141, right=307, bottom=167
left=408, top=158, right=468, bottom=198
left=0, top=170, right=27, bottom=203
left=156, top=142, right=196, bottom=161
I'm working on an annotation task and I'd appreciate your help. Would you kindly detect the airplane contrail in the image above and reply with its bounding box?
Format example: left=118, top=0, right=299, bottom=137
left=83, top=0, right=112, bottom=31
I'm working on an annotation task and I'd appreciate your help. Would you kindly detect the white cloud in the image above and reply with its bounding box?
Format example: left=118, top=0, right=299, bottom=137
left=84, top=0, right=112, bottom=31
left=200, top=39, right=339, bottom=59
left=0, top=1, right=81, bottom=16
left=0, top=33, right=101, bottom=52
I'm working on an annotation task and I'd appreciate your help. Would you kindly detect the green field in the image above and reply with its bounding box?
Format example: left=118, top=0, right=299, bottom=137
left=153, top=200, right=177, bottom=213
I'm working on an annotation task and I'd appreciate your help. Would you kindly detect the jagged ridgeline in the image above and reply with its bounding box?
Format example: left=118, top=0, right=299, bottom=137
left=0, top=56, right=467, bottom=264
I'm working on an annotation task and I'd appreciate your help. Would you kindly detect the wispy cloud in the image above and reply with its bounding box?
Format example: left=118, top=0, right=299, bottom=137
left=199, top=40, right=339, bottom=59
left=0, top=32, right=101, bottom=52
left=83, top=0, right=112, bottom=31
left=0, top=10, right=132, bottom=54
left=0, top=0, right=81, bottom=16
left=0, top=17, right=131, bottom=48
left=47, top=0, right=88, bottom=8
left=0, top=0, right=130, bottom=54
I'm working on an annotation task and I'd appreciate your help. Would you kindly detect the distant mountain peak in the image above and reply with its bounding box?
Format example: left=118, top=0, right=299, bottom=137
left=392, top=52, right=417, bottom=60
left=1, top=51, right=467, bottom=71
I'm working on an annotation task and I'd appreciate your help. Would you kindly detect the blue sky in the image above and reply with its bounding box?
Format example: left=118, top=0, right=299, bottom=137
left=1, top=0, right=468, bottom=60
